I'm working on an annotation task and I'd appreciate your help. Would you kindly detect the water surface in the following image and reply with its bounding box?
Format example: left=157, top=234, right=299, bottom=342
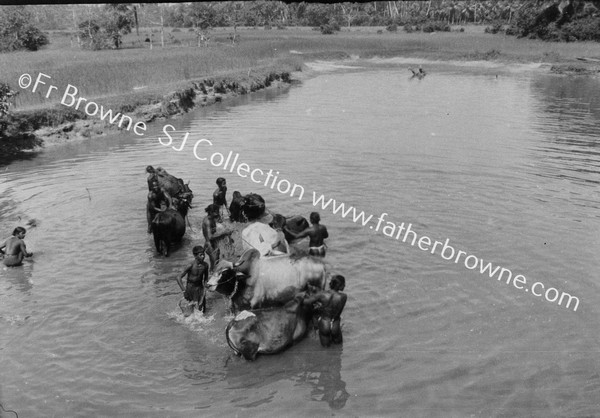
left=1, top=59, right=600, bottom=417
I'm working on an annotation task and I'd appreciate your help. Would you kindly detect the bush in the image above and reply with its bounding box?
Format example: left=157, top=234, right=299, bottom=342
left=465, top=49, right=501, bottom=60
left=386, top=23, right=398, bottom=32
left=485, top=22, right=504, bottom=34
left=560, top=16, right=600, bottom=41
left=422, top=21, right=450, bottom=33
left=328, top=20, right=341, bottom=31
left=0, top=82, right=18, bottom=131
left=0, top=7, right=49, bottom=52
left=320, top=24, right=336, bottom=35
left=171, top=28, right=181, bottom=32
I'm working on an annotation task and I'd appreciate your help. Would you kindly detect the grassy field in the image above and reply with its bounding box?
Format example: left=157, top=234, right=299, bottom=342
left=3, top=25, right=600, bottom=111
left=0, top=23, right=598, bottom=157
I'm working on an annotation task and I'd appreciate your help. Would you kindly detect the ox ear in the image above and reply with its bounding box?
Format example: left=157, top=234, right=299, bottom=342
left=234, top=248, right=260, bottom=267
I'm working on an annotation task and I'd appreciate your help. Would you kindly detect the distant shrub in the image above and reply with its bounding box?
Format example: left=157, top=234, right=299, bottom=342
left=0, top=82, right=18, bottom=120
left=485, top=22, right=504, bottom=34
left=559, top=16, right=600, bottom=41
left=320, top=24, right=336, bottom=35
left=172, top=28, right=181, bottom=32
left=466, top=49, right=501, bottom=60
left=328, top=21, right=341, bottom=31
left=264, top=24, right=272, bottom=30
left=386, top=23, right=398, bottom=32
left=507, top=3, right=600, bottom=41
left=276, top=24, right=286, bottom=30
left=401, top=15, right=427, bottom=32
left=0, top=7, right=49, bottom=52
left=422, top=21, right=450, bottom=33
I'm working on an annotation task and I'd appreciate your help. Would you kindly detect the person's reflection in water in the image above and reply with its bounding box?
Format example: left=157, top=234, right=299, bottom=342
left=1, top=260, right=34, bottom=293
left=309, top=345, right=350, bottom=409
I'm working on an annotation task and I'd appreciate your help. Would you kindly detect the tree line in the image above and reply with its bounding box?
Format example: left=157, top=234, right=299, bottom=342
left=1, top=1, right=600, bottom=52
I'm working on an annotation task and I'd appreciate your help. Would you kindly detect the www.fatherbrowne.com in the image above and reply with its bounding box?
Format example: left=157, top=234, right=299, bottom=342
left=311, top=192, right=580, bottom=312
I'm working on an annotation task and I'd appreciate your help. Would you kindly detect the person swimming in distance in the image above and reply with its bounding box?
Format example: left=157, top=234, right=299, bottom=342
left=284, top=212, right=329, bottom=257
left=0, top=226, right=33, bottom=267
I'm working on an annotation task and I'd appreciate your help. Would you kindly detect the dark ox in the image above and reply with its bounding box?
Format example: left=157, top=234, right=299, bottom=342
left=225, top=294, right=312, bottom=361
left=151, top=196, right=191, bottom=257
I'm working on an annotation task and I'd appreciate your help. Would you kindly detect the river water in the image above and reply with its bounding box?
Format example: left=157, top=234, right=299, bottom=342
left=1, top=58, right=600, bottom=417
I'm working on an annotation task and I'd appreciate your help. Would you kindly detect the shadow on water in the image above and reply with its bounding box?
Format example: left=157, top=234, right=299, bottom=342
left=223, top=340, right=350, bottom=410
left=0, top=148, right=41, bottom=168
left=0, top=261, right=34, bottom=294
left=0, top=134, right=43, bottom=168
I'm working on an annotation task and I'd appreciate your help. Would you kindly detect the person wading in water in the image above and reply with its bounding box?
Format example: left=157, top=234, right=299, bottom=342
left=0, top=226, right=33, bottom=267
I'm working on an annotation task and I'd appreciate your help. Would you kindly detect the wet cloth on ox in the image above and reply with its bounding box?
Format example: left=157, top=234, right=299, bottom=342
left=309, top=245, right=326, bottom=257
left=241, top=222, right=279, bottom=256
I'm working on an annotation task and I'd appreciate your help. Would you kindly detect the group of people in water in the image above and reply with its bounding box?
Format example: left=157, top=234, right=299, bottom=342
left=153, top=171, right=346, bottom=348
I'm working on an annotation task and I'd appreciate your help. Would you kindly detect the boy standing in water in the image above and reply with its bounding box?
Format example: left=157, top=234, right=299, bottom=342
left=304, top=275, right=347, bottom=347
left=202, top=203, right=232, bottom=271
left=284, top=212, right=329, bottom=257
left=213, top=177, right=229, bottom=218
left=147, top=180, right=172, bottom=233
left=177, top=246, right=209, bottom=314
left=0, top=226, right=33, bottom=267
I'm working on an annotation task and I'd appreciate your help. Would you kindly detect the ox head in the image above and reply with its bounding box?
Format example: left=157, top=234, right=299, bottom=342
left=206, top=259, right=248, bottom=296
left=225, top=310, right=260, bottom=361
left=233, top=248, right=261, bottom=275
left=173, top=191, right=193, bottom=218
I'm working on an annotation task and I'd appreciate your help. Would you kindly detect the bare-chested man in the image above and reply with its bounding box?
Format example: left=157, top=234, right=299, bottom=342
left=0, top=226, right=33, bottom=267
left=284, top=212, right=329, bottom=257
left=304, top=275, right=347, bottom=347
left=202, top=203, right=231, bottom=270
left=147, top=180, right=172, bottom=233
left=213, top=177, right=229, bottom=218
left=177, top=246, right=209, bottom=314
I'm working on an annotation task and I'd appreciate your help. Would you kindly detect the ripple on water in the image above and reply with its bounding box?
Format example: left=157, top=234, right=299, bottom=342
left=2, top=63, right=600, bottom=416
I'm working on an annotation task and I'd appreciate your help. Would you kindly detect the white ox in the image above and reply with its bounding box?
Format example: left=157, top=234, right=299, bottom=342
left=207, top=248, right=326, bottom=310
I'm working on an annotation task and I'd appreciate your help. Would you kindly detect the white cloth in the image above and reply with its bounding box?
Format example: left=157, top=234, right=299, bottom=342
left=241, top=222, right=279, bottom=256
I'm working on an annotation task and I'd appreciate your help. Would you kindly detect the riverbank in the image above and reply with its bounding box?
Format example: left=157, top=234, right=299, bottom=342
left=28, top=67, right=295, bottom=148
left=2, top=26, right=600, bottom=156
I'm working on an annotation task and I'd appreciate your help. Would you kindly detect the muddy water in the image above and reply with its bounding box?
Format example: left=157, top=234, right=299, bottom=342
left=1, top=59, right=600, bottom=417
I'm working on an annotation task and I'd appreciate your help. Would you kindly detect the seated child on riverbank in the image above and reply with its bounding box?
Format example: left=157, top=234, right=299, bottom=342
left=304, top=275, right=347, bottom=347
left=177, top=246, right=209, bottom=316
